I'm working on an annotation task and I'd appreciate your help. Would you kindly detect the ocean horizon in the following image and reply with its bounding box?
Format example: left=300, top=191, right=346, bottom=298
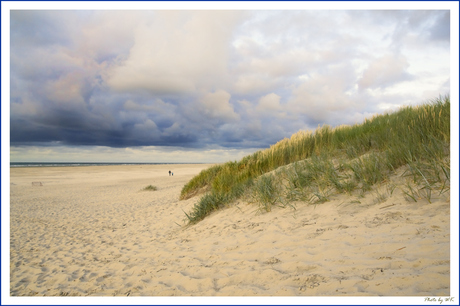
left=10, top=162, right=204, bottom=168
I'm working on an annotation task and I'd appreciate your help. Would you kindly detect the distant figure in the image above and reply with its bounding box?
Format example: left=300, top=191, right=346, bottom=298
left=169, top=170, right=171, bottom=176
left=172, top=172, right=174, bottom=176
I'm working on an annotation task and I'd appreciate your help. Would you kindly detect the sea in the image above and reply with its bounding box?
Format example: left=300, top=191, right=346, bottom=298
left=10, top=162, right=194, bottom=168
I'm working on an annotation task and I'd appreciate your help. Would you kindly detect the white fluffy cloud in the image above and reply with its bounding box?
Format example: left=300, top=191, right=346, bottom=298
left=199, top=90, right=240, bottom=122
left=358, top=54, right=414, bottom=90
left=257, top=93, right=281, bottom=112
left=106, top=11, right=243, bottom=94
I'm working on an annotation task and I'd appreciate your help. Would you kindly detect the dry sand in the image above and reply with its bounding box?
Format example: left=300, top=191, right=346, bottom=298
left=8, top=164, right=452, bottom=299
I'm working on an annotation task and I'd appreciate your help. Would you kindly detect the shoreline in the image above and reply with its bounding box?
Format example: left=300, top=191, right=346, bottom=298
left=9, top=164, right=450, bottom=297
left=10, top=162, right=209, bottom=168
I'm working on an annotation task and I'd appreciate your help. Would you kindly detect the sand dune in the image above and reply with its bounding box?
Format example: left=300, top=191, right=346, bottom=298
left=9, top=164, right=451, bottom=299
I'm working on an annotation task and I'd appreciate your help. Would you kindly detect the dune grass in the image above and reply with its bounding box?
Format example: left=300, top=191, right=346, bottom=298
left=181, top=95, right=450, bottom=223
left=142, top=185, right=158, bottom=191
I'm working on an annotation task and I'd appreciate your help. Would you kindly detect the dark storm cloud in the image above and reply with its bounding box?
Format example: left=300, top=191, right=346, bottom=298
left=9, top=9, right=451, bottom=156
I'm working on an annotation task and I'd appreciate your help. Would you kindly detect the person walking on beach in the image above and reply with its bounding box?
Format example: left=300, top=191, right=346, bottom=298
left=169, top=170, right=171, bottom=176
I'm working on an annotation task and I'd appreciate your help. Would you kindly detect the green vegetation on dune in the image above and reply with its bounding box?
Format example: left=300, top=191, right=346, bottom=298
left=181, top=96, right=450, bottom=224
left=142, top=185, right=158, bottom=191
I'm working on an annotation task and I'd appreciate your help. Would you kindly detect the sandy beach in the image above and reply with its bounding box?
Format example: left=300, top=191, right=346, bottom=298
left=9, top=164, right=451, bottom=298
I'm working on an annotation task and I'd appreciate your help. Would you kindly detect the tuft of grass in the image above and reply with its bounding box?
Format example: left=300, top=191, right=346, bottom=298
left=185, top=179, right=253, bottom=223
left=142, top=185, right=158, bottom=191
left=181, top=95, right=450, bottom=224
left=249, top=174, right=281, bottom=213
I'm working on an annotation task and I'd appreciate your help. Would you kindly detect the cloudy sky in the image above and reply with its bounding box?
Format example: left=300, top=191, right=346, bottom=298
left=5, top=2, right=456, bottom=163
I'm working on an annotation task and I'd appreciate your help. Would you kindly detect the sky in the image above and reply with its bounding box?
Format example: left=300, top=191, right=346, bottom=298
left=4, top=2, right=457, bottom=163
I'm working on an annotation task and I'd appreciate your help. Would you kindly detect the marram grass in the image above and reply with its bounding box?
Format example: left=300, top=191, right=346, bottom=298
left=182, top=95, right=450, bottom=224
left=142, top=185, right=158, bottom=191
